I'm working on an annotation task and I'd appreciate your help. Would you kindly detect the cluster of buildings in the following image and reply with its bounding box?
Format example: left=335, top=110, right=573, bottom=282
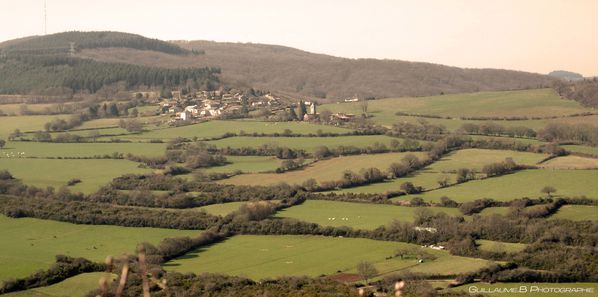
left=159, top=90, right=282, bottom=121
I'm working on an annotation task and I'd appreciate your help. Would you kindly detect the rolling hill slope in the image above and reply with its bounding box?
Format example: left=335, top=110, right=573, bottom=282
left=1, top=31, right=555, bottom=99
left=80, top=37, right=554, bottom=100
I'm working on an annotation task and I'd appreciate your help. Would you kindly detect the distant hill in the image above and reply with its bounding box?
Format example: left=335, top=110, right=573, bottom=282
left=0, top=32, right=218, bottom=95
left=78, top=39, right=554, bottom=100
left=548, top=70, right=584, bottom=81
left=1, top=32, right=556, bottom=99
left=0, top=31, right=191, bottom=56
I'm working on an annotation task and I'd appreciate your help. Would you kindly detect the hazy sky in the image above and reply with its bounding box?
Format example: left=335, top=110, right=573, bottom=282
left=1, top=0, right=597, bottom=76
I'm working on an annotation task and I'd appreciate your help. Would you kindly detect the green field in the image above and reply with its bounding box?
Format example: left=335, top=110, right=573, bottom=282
left=0, top=103, right=74, bottom=115
left=396, top=169, right=598, bottom=202
left=1, top=141, right=167, bottom=158
left=477, top=239, right=527, bottom=253
left=0, top=215, right=200, bottom=282
left=207, top=135, right=410, bottom=153
left=109, top=120, right=352, bottom=141
left=320, top=89, right=591, bottom=126
left=428, top=149, right=546, bottom=172
left=196, top=202, right=248, bottom=217
left=539, top=155, right=598, bottom=169
left=164, top=235, right=492, bottom=280
left=0, top=115, right=68, bottom=138
left=336, top=149, right=546, bottom=194
left=3, top=272, right=115, bottom=297
left=478, top=207, right=510, bottom=216
left=0, top=158, right=151, bottom=193
left=396, top=114, right=598, bottom=132
left=275, top=200, right=460, bottom=230
left=548, top=205, right=598, bottom=221
left=202, top=156, right=283, bottom=174
left=450, top=282, right=598, bottom=297
left=222, top=152, right=427, bottom=186
left=563, top=145, right=598, bottom=156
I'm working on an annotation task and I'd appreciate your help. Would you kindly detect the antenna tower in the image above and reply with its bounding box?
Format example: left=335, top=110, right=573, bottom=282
left=44, top=0, right=47, bottom=35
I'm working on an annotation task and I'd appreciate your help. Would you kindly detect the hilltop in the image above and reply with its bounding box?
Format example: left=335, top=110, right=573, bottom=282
left=81, top=38, right=555, bottom=100
left=0, top=31, right=556, bottom=100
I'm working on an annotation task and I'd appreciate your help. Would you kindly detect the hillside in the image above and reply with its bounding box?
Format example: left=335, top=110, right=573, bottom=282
left=0, top=31, right=191, bottom=55
left=1, top=32, right=555, bottom=99
left=78, top=38, right=555, bottom=100
left=0, top=32, right=219, bottom=95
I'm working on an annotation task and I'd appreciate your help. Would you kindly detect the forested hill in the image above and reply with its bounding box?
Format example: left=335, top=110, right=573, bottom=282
left=81, top=38, right=555, bottom=100
left=1, top=31, right=555, bottom=99
left=0, top=31, right=191, bottom=55
left=0, top=32, right=219, bottom=95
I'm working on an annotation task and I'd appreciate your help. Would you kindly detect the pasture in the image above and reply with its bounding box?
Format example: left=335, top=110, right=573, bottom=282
left=427, top=149, right=546, bottom=172
left=164, top=235, right=492, bottom=280
left=207, top=135, right=406, bottom=152
left=539, top=155, right=598, bottom=169
left=1, top=141, right=167, bottom=158
left=3, top=272, right=115, bottom=297
left=221, top=152, right=427, bottom=186
left=396, top=169, right=598, bottom=202
left=476, top=240, right=527, bottom=253
left=0, top=115, right=67, bottom=138
left=0, top=158, right=152, bottom=193
left=196, top=202, right=248, bottom=217
left=320, top=89, right=590, bottom=126
left=548, top=205, right=598, bottom=221
left=478, top=207, right=510, bottom=216
left=275, top=200, right=460, bottom=229
left=0, top=215, right=199, bottom=282
left=0, top=103, right=73, bottom=115
left=336, top=149, right=546, bottom=194
left=111, top=120, right=352, bottom=141
left=202, top=156, right=282, bottom=174
left=562, top=144, right=598, bottom=156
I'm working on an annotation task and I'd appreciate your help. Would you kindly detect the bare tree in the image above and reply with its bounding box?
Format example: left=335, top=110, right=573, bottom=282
left=360, top=98, right=368, bottom=115
left=356, top=261, right=378, bottom=284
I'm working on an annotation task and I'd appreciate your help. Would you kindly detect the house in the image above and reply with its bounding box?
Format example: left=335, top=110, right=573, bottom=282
left=178, top=110, right=192, bottom=121
left=344, top=97, right=359, bottom=102
left=332, top=112, right=355, bottom=121
left=308, top=102, right=317, bottom=115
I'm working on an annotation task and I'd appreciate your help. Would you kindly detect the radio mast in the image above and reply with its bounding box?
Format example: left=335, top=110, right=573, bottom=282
left=44, top=0, right=47, bottom=35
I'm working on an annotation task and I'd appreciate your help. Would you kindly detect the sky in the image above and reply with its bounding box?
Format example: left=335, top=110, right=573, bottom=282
left=1, top=0, right=597, bottom=76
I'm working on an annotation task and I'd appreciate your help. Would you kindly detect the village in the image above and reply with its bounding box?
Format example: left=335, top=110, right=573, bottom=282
left=158, top=89, right=357, bottom=123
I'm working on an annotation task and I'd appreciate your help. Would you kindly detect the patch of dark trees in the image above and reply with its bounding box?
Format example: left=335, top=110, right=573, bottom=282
left=538, top=122, right=598, bottom=146
left=553, top=78, right=598, bottom=108
left=0, top=54, right=220, bottom=95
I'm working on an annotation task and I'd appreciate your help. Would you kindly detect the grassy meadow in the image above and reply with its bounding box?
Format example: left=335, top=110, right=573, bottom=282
left=3, top=272, right=115, bottom=297
left=0, top=115, right=67, bottom=138
left=0, top=158, right=151, bottom=193
left=476, top=239, right=527, bottom=253
left=336, top=149, right=547, bottom=194
left=202, top=156, right=282, bottom=174
left=109, top=120, right=352, bottom=141
left=275, top=200, right=460, bottom=230
left=397, top=169, right=598, bottom=202
left=548, top=205, right=598, bottom=221
left=562, top=145, right=598, bottom=156
left=0, top=215, right=200, bottom=282
left=221, top=152, right=427, bottom=186
left=195, top=202, right=248, bottom=217
left=320, top=89, right=590, bottom=126
left=207, top=135, right=407, bottom=152
left=164, top=235, right=492, bottom=280
left=1, top=141, right=167, bottom=158
left=539, top=155, right=598, bottom=169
